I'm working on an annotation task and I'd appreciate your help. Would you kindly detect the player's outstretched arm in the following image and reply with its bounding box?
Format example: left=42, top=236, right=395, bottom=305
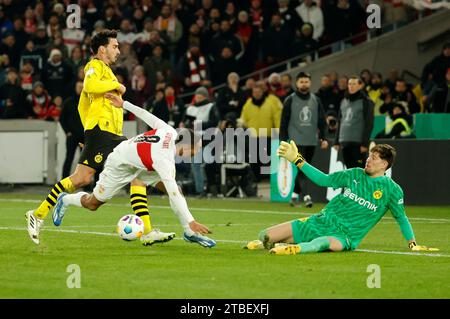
left=105, top=93, right=170, bottom=130
left=162, top=178, right=211, bottom=235
left=389, top=195, right=439, bottom=252
left=277, top=140, right=332, bottom=187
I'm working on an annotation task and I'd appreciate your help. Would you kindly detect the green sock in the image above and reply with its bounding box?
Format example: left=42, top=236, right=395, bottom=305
left=299, top=236, right=330, bottom=254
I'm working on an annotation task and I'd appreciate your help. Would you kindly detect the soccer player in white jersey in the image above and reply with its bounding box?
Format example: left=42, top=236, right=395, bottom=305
left=52, top=93, right=216, bottom=248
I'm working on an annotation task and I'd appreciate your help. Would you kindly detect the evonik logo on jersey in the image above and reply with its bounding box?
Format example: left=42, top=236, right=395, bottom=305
left=343, top=188, right=378, bottom=212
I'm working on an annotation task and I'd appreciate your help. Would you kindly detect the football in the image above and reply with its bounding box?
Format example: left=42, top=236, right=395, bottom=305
left=117, top=214, right=144, bottom=241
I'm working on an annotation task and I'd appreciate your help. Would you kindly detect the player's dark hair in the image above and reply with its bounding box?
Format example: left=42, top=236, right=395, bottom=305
left=90, top=29, right=118, bottom=55
left=175, top=128, right=202, bottom=149
left=371, top=144, right=396, bottom=169
left=296, top=71, right=311, bottom=80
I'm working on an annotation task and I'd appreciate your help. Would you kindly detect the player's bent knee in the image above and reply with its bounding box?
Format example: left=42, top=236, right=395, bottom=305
left=328, top=237, right=344, bottom=252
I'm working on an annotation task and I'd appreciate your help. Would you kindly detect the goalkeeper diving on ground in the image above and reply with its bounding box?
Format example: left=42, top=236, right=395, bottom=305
left=247, top=141, right=439, bottom=255
left=50, top=94, right=216, bottom=248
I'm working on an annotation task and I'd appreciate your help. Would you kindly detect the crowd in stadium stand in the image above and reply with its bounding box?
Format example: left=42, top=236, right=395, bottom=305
left=1, top=0, right=447, bottom=120
left=0, top=1, right=448, bottom=196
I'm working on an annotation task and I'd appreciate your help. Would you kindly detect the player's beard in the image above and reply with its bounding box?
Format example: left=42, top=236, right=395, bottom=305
left=299, top=87, right=310, bottom=94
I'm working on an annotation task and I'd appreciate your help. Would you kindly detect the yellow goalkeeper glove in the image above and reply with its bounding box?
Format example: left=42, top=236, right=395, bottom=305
left=277, top=140, right=305, bottom=166
left=408, top=241, right=439, bottom=252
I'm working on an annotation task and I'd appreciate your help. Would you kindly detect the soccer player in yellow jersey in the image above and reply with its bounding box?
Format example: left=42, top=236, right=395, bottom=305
left=26, top=30, right=174, bottom=246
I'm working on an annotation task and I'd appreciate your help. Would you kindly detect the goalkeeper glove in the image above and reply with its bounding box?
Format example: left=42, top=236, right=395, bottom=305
left=277, top=140, right=305, bottom=166
left=408, top=241, right=439, bottom=252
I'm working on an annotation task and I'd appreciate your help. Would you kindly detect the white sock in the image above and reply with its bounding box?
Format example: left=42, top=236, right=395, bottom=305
left=291, top=192, right=299, bottom=199
left=62, top=192, right=88, bottom=207
left=184, top=226, right=195, bottom=236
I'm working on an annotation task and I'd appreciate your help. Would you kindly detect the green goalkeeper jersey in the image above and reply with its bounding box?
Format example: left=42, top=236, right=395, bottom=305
left=301, top=163, right=415, bottom=249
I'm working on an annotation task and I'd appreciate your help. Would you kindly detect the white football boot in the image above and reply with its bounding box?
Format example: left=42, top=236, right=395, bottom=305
left=26, top=210, right=44, bottom=245
left=141, top=229, right=176, bottom=246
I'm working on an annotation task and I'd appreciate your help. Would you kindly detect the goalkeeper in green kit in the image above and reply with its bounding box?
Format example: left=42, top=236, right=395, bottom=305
left=246, top=141, right=439, bottom=255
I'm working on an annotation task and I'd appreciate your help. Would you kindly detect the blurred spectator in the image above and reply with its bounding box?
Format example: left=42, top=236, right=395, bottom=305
left=424, top=67, right=450, bottom=113
left=60, top=81, right=84, bottom=178
left=384, top=68, right=400, bottom=92
left=135, top=17, right=169, bottom=63
left=334, top=76, right=374, bottom=169
left=92, top=20, right=106, bottom=38
left=104, top=5, right=120, bottom=30
left=277, top=0, right=303, bottom=34
left=81, top=35, right=92, bottom=61
left=68, top=46, right=86, bottom=77
left=130, top=65, right=152, bottom=107
left=337, top=75, right=348, bottom=101
left=224, top=2, right=238, bottom=27
left=210, top=20, right=244, bottom=63
left=0, top=32, right=21, bottom=68
left=184, top=23, right=202, bottom=53
left=243, top=77, right=256, bottom=99
left=32, top=25, right=49, bottom=54
left=184, top=86, right=220, bottom=197
left=62, top=22, right=86, bottom=56
left=366, top=72, right=384, bottom=115
left=263, top=13, right=293, bottom=66
left=0, top=68, right=30, bottom=119
left=421, top=43, right=450, bottom=93
left=140, top=0, right=160, bottom=20
left=49, top=95, right=62, bottom=122
left=115, top=43, right=139, bottom=77
left=117, top=18, right=139, bottom=45
left=382, top=0, right=407, bottom=27
left=12, top=17, right=29, bottom=53
left=360, top=68, right=372, bottom=87
left=34, top=2, right=45, bottom=27
left=42, top=48, right=72, bottom=98
left=268, top=72, right=289, bottom=101
left=316, top=74, right=341, bottom=130
left=240, top=81, right=282, bottom=179
left=328, top=0, right=365, bottom=49
left=380, top=79, right=420, bottom=114
left=0, top=54, right=11, bottom=85
left=46, top=14, right=62, bottom=40
left=24, top=7, right=37, bottom=35
left=280, top=71, right=328, bottom=207
left=19, top=61, right=36, bottom=92
left=212, top=46, right=240, bottom=86
left=20, top=39, right=44, bottom=76
left=143, top=44, right=172, bottom=91
left=236, top=11, right=253, bottom=48
left=148, top=85, right=185, bottom=128
left=375, top=101, right=414, bottom=139
left=295, top=0, right=324, bottom=41
left=281, top=73, right=294, bottom=98
left=46, top=31, right=69, bottom=59
left=289, top=22, right=319, bottom=60
left=177, top=43, right=211, bottom=93
left=216, top=72, right=246, bottom=119
left=27, top=81, right=51, bottom=119
left=154, top=4, right=183, bottom=67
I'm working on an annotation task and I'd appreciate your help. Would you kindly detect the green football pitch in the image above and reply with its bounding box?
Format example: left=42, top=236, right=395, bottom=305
left=0, top=194, right=448, bottom=299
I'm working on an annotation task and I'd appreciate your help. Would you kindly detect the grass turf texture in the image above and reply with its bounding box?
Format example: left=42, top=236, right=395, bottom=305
left=0, top=194, right=448, bottom=299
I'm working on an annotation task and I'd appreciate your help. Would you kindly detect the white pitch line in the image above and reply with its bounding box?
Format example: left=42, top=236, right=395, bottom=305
left=1, top=226, right=448, bottom=258
left=1, top=198, right=450, bottom=222
left=355, top=249, right=447, bottom=258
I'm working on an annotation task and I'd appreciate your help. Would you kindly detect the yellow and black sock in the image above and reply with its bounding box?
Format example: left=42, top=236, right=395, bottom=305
left=130, top=185, right=152, bottom=234
left=34, top=177, right=76, bottom=219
